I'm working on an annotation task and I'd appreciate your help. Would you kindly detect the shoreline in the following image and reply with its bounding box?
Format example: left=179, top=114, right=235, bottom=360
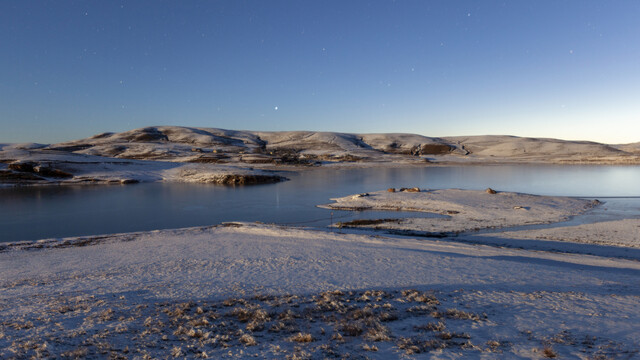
left=2, top=126, right=640, bottom=187
left=2, top=222, right=640, bottom=358
left=3, top=160, right=640, bottom=188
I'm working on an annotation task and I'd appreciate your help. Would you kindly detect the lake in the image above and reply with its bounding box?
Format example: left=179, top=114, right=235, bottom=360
left=1, top=165, right=639, bottom=243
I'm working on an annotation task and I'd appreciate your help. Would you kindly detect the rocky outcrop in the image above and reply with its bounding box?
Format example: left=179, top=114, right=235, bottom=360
left=418, top=144, right=454, bottom=155
left=119, top=127, right=169, bottom=142
left=400, top=187, right=421, bottom=193
left=8, top=161, right=73, bottom=179
left=0, top=170, right=45, bottom=182
left=215, top=174, right=286, bottom=185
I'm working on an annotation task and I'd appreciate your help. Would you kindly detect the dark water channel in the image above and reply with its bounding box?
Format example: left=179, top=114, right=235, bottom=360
left=1, top=165, right=639, bottom=242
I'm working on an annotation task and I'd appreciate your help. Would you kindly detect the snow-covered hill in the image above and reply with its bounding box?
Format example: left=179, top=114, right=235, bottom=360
left=44, top=126, right=640, bottom=163
left=1, top=126, right=638, bottom=185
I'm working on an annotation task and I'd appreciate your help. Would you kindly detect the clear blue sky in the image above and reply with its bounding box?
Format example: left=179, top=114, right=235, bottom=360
left=1, top=0, right=638, bottom=144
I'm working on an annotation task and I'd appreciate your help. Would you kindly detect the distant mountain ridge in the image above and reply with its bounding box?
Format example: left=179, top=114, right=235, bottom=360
left=44, top=126, right=636, bottom=165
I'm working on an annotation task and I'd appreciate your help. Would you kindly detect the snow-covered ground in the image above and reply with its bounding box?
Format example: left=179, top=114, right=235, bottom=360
left=320, top=188, right=598, bottom=233
left=319, top=189, right=639, bottom=257
left=2, top=220, right=639, bottom=359
left=0, top=145, right=286, bottom=186
left=485, top=219, right=640, bottom=249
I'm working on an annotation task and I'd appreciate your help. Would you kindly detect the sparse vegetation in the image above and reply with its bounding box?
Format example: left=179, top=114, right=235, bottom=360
left=444, top=308, right=484, bottom=321
left=397, top=337, right=446, bottom=354
left=415, top=321, right=446, bottom=332
left=542, top=345, right=558, bottom=358
left=0, top=288, right=632, bottom=359
left=362, top=343, right=378, bottom=351
left=289, top=332, right=313, bottom=343
left=240, top=333, right=257, bottom=346
left=486, top=340, right=502, bottom=350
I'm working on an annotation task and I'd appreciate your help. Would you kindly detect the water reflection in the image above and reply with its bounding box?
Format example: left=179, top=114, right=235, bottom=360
left=1, top=165, right=638, bottom=242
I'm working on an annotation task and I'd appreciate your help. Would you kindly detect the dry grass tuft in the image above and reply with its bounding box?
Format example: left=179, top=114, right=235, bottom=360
left=363, top=324, right=391, bottom=342
left=330, top=332, right=344, bottom=343
left=379, top=311, right=399, bottom=322
left=437, top=331, right=470, bottom=340
left=397, top=337, right=446, bottom=354
left=171, top=346, right=182, bottom=357
left=408, top=304, right=437, bottom=314
left=61, top=346, right=89, bottom=358
left=362, top=343, right=378, bottom=351
left=347, top=307, right=374, bottom=320
left=486, top=339, right=502, bottom=350
left=229, top=305, right=270, bottom=331
left=363, top=289, right=389, bottom=298
left=222, top=298, right=246, bottom=307
left=401, top=289, right=439, bottom=305
left=314, top=291, right=346, bottom=312
left=339, top=321, right=364, bottom=337
left=542, top=346, right=557, bottom=358
left=415, top=321, right=446, bottom=332
left=278, top=309, right=299, bottom=321
left=239, top=333, right=257, bottom=346
left=444, top=308, right=482, bottom=321
left=97, top=308, right=114, bottom=322
left=165, top=302, right=195, bottom=318
left=289, top=332, right=314, bottom=343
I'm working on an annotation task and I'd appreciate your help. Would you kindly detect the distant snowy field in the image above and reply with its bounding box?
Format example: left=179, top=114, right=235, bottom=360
left=2, top=222, right=639, bottom=359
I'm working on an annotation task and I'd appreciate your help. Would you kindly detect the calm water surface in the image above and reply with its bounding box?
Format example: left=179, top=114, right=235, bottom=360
left=1, top=165, right=639, bottom=242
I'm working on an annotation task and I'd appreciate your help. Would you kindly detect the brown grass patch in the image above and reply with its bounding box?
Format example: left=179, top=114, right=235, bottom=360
left=289, top=332, right=313, bottom=343
left=542, top=345, right=557, bottom=358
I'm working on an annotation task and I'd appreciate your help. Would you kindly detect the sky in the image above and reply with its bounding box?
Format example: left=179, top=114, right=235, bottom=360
left=1, top=0, right=639, bottom=144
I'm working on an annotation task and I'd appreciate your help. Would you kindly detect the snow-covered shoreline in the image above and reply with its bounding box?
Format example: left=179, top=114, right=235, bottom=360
left=320, top=188, right=599, bottom=233
left=2, top=215, right=640, bottom=358
left=0, top=145, right=287, bottom=186
left=319, top=189, right=640, bottom=253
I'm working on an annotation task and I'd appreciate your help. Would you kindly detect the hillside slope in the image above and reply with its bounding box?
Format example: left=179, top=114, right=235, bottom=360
left=2, top=126, right=638, bottom=186
left=45, top=126, right=640, bottom=164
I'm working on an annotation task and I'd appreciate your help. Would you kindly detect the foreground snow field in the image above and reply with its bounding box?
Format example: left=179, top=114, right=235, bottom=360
left=1, top=223, right=639, bottom=359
